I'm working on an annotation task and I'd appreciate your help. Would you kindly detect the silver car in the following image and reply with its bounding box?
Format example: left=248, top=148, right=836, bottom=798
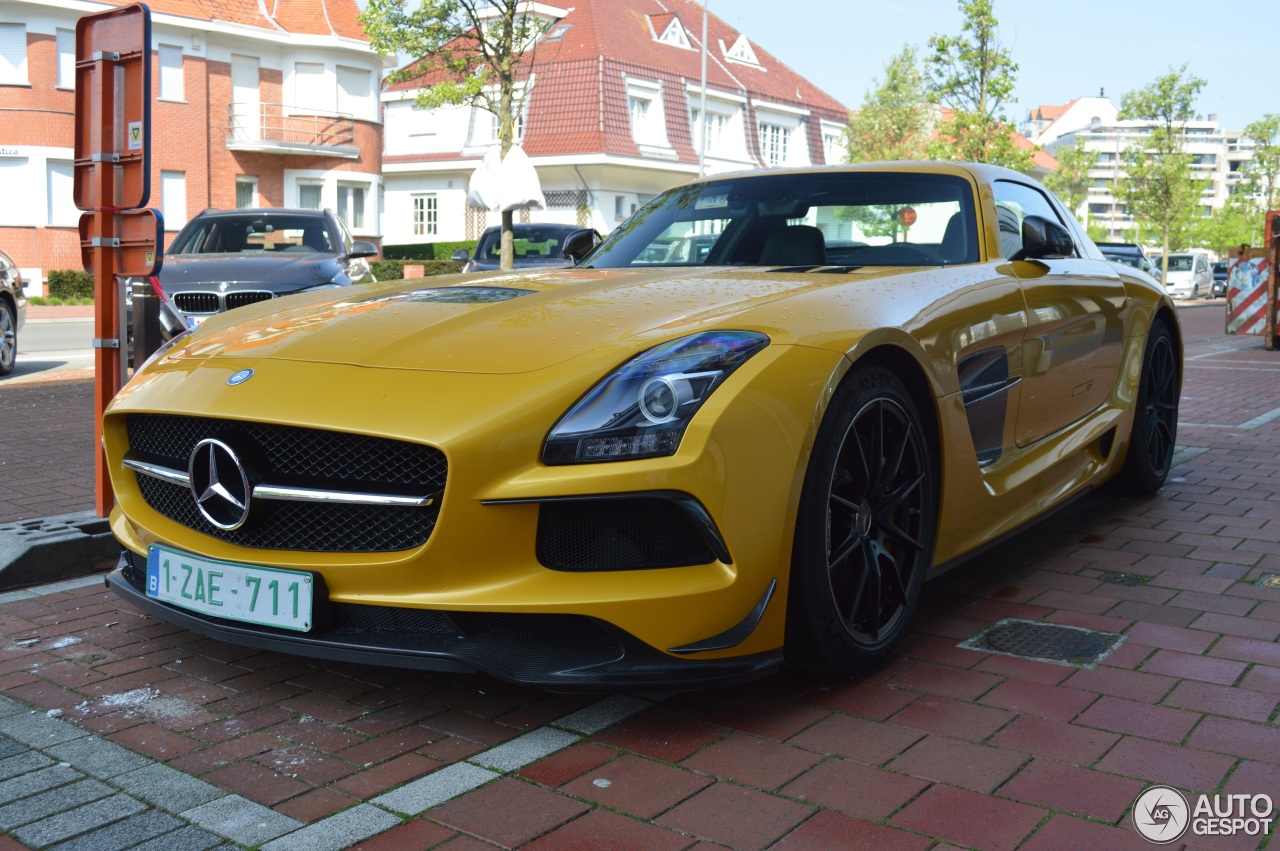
left=1162, top=252, right=1212, bottom=300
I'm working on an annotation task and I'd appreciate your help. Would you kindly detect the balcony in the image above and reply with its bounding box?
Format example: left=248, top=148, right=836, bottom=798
left=226, top=103, right=359, bottom=158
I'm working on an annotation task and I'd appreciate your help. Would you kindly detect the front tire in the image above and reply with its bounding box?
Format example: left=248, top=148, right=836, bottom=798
left=0, top=300, right=16, bottom=376
left=1110, top=319, right=1179, bottom=495
left=786, top=365, right=938, bottom=675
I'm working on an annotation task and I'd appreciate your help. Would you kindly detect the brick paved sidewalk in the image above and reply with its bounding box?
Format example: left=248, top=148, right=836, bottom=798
left=0, top=303, right=1278, bottom=849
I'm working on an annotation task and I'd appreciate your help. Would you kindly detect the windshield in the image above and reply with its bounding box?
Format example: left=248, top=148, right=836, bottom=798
left=169, top=214, right=338, bottom=255
left=1102, top=252, right=1141, bottom=269
left=1166, top=255, right=1195, bottom=272
left=474, top=227, right=578, bottom=264
left=586, top=171, right=979, bottom=268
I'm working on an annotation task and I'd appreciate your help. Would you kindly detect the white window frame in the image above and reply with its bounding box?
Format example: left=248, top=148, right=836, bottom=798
left=656, top=17, right=691, bottom=49
left=47, top=161, right=76, bottom=227
left=625, top=77, right=670, bottom=149
left=723, top=34, right=760, bottom=67
left=336, top=65, right=372, bottom=120
left=161, top=171, right=187, bottom=230
left=413, top=193, right=438, bottom=236
left=0, top=23, right=28, bottom=85
left=158, top=44, right=184, bottom=101
left=759, top=122, right=789, bottom=166
left=235, top=176, right=258, bottom=208
left=56, top=29, right=74, bottom=89
left=337, top=181, right=367, bottom=230
left=297, top=180, right=323, bottom=210
left=294, top=62, right=332, bottom=113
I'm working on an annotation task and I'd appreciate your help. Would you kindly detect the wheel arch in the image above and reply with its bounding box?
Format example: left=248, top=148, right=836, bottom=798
left=847, top=343, right=944, bottom=477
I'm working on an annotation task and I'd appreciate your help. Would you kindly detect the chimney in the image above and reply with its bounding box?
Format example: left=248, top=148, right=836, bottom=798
left=1208, top=113, right=1218, bottom=122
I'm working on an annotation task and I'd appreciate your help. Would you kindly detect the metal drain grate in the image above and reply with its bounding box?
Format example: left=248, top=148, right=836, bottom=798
left=959, top=618, right=1126, bottom=669
left=1098, top=572, right=1148, bottom=587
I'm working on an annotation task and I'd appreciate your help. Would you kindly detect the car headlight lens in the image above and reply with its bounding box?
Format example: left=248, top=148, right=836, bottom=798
left=543, top=331, right=769, bottom=465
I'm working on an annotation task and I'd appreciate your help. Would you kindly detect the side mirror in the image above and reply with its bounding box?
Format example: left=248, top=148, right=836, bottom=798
left=1011, top=215, right=1075, bottom=261
left=563, top=229, right=602, bottom=265
left=450, top=248, right=471, bottom=263
left=348, top=240, right=379, bottom=259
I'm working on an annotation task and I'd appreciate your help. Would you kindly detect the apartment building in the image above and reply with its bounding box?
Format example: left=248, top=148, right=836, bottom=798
left=380, top=0, right=849, bottom=245
left=0, top=0, right=387, bottom=294
left=1023, top=96, right=1254, bottom=241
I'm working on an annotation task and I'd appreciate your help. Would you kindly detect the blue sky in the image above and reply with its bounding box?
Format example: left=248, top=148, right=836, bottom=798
left=711, top=0, right=1274, bottom=132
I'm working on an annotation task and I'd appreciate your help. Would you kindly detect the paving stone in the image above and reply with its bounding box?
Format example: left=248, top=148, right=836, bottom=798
left=1074, top=696, right=1201, bottom=742
left=470, top=726, right=580, bottom=772
left=11, top=793, right=147, bottom=848
left=655, top=780, right=813, bottom=850
left=48, top=809, right=185, bottom=851
left=890, top=784, right=1045, bottom=851
left=0, top=750, right=54, bottom=781
left=996, top=759, right=1144, bottom=822
left=0, top=736, right=25, bottom=760
left=114, top=762, right=225, bottom=812
left=260, top=804, right=401, bottom=851
left=0, top=696, right=26, bottom=718
left=372, top=762, right=497, bottom=815
left=128, top=823, right=227, bottom=851
left=560, top=754, right=712, bottom=819
left=518, top=742, right=614, bottom=788
left=888, top=735, right=1026, bottom=793
left=0, top=712, right=90, bottom=748
left=523, top=808, right=693, bottom=851
left=182, top=794, right=303, bottom=847
left=1018, top=813, right=1151, bottom=851
left=0, top=777, right=113, bottom=831
left=781, top=757, right=929, bottom=822
left=429, top=776, right=590, bottom=848
left=46, top=737, right=153, bottom=780
left=553, top=694, right=651, bottom=735
left=0, top=763, right=81, bottom=805
left=772, top=810, right=933, bottom=850
left=591, top=711, right=724, bottom=762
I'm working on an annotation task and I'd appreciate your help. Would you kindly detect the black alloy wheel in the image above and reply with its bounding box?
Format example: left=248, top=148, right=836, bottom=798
left=787, top=365, right=937, bottom=675
left=1110, top=319, right=1179, bottom=495
left=0, top=301, right=15, bottom=376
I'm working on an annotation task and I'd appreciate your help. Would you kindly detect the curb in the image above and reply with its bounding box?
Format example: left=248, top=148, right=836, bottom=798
left=0, top=511, right=118, bottom=592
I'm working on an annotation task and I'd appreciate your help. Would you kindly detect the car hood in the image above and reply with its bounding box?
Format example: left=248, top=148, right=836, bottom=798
left=159, top=253, right=342, bottom=292
left=1163, top=270, right=1194, bottom=284
left=167, top=266, right=904, bottom=374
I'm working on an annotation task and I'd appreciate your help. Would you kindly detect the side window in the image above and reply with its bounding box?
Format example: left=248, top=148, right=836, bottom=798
left=992, top=180, right=1069, bottom=260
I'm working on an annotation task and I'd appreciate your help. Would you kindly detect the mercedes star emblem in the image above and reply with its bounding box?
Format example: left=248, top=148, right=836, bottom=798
left=189, top=438, right=252, bottom=530
left=227, top=368, right=254, bottom=386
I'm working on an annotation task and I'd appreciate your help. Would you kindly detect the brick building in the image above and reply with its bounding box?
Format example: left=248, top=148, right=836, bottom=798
left=380, top=0, right=850, bottom=245
left=0, top=0, right=386, bottom=295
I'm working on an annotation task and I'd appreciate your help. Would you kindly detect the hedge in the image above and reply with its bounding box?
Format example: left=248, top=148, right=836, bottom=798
left=46, top=269, right=95, bottom=299
left=382, top=240, right=477, bottom=261
left=371, top=259, right=464, bottom=280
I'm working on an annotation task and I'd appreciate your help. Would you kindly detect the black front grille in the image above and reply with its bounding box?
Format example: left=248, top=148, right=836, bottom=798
left=174, top=292, right=219, bottom=313
left=226, top=291, right=273, bottom=310
left=127, top=414, right=447, bottom=552
left=537, top=498, right=716, bottom=571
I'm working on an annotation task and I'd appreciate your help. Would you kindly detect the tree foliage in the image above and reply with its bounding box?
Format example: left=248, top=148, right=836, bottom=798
left=1115, top=65, right=1207, bottom=279
left=1242, top=114, right=1280, bottom=214
left=1192, top=194, right=1261, bottom=257
left=925, top=0, right=1031, bottom=171
left=360, top=0, right=553, bottom=270
left=843, top=45, right=931, bottom=163
left=1044, top=136, right=1092, bottom=219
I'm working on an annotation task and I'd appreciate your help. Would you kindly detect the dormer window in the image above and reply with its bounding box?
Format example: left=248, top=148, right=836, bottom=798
left=546, top=23, right=572, bottom=41
left=656, top=17, right=691, bottom=49
left=625, top=77, right=671, bottom=151
left=723, top=34, right=760, bottom=67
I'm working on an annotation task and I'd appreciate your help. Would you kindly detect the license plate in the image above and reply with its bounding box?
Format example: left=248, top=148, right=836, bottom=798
left=146, top=545, right=314, bottom=632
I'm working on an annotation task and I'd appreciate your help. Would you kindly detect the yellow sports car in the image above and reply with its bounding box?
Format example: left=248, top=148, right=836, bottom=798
left=103, top=163, right=1181, bottom=690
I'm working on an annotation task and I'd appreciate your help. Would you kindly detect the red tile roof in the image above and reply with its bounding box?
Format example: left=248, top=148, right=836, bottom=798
left=97, top=0, right=366, bottom=40
left=385, top=0, right=849, bottom=166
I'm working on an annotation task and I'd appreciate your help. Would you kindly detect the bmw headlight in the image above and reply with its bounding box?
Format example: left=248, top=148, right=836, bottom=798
left=543, top=331, right=769, bottom=465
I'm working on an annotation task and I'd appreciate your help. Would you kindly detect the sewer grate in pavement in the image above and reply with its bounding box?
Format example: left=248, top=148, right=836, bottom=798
left=958, top=618, right=1126, bottom=669
left=1258, top=574, right=1280, bottom=588
left=1097, top=572, right=1149, bottom=586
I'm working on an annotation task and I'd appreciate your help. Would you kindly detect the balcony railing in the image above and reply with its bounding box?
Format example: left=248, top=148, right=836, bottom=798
left=226, top=102, right=358, bottom=158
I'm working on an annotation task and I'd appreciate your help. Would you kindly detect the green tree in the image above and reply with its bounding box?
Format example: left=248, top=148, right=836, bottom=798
left=1044, top=136, right=1093, bottom=220
left=1241, top=114, right=1280, bottom=214
left=360, top=0, right=552, bottom=270
left=925, top=0, right=1032, bottom=171
left=1192, top=194, right=1261, bottom=257
left=1114, top=64, right=1207, bottom=282
left=843, top=45, right=931, bottom=163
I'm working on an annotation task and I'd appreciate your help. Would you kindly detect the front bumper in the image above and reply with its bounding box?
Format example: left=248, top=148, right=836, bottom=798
left=105, top=553, right=781, bottom=691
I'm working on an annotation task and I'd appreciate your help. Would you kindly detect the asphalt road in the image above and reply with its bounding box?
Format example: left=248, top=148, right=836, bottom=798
left=6, top=316, right=95, bottom=384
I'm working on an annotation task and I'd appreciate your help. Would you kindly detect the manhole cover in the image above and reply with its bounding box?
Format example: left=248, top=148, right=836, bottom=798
left=1098, top=572, right=1147, bottom=587
left=958, top=618, right=1125, bottom=668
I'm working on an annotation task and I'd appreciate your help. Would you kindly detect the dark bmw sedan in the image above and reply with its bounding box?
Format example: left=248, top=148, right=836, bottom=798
left=160, top=208, right=377, bottom=323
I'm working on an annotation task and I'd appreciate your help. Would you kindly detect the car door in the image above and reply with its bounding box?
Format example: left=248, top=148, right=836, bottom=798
left=993, top=180, right=1128, bottom=447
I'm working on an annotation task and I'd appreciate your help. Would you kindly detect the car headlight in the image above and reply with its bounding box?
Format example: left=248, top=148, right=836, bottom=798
left=543, top=331, right=769, bottom=465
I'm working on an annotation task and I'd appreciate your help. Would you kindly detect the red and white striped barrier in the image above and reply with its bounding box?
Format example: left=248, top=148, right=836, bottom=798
left=1226, top=256, right=1271, bottom=335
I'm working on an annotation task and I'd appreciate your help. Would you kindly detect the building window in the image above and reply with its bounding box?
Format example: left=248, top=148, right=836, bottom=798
left=413, top=194, right=438, bottom=236
left=235, top=176, right=258, bottom=208
left=689, top=107, right=730, bottom=154
left=471, top=104, right=525, bottom=147
left=294, top=62, right=330, bottom=112
left=56, top=29, right=74, bottom=89
left=338, top=182, right=366, bottom=229
left=724, top=34, right=760, bottom=66
left=161, top=171, right=187, bottom=230
left=656, top=17, right=691, bottom=48
left=298, top=181, right=322, bottom=210
left=158, top=45, right=183, bottom=101
left=626, top=78, right=669, bottom=148
left=0, top=23, right=28, bottom=85
left=337, top=65, right=371, bottom=119
left=760, top=122, right=789, bottom=166
left=46, top=161, right=75, bottom=226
